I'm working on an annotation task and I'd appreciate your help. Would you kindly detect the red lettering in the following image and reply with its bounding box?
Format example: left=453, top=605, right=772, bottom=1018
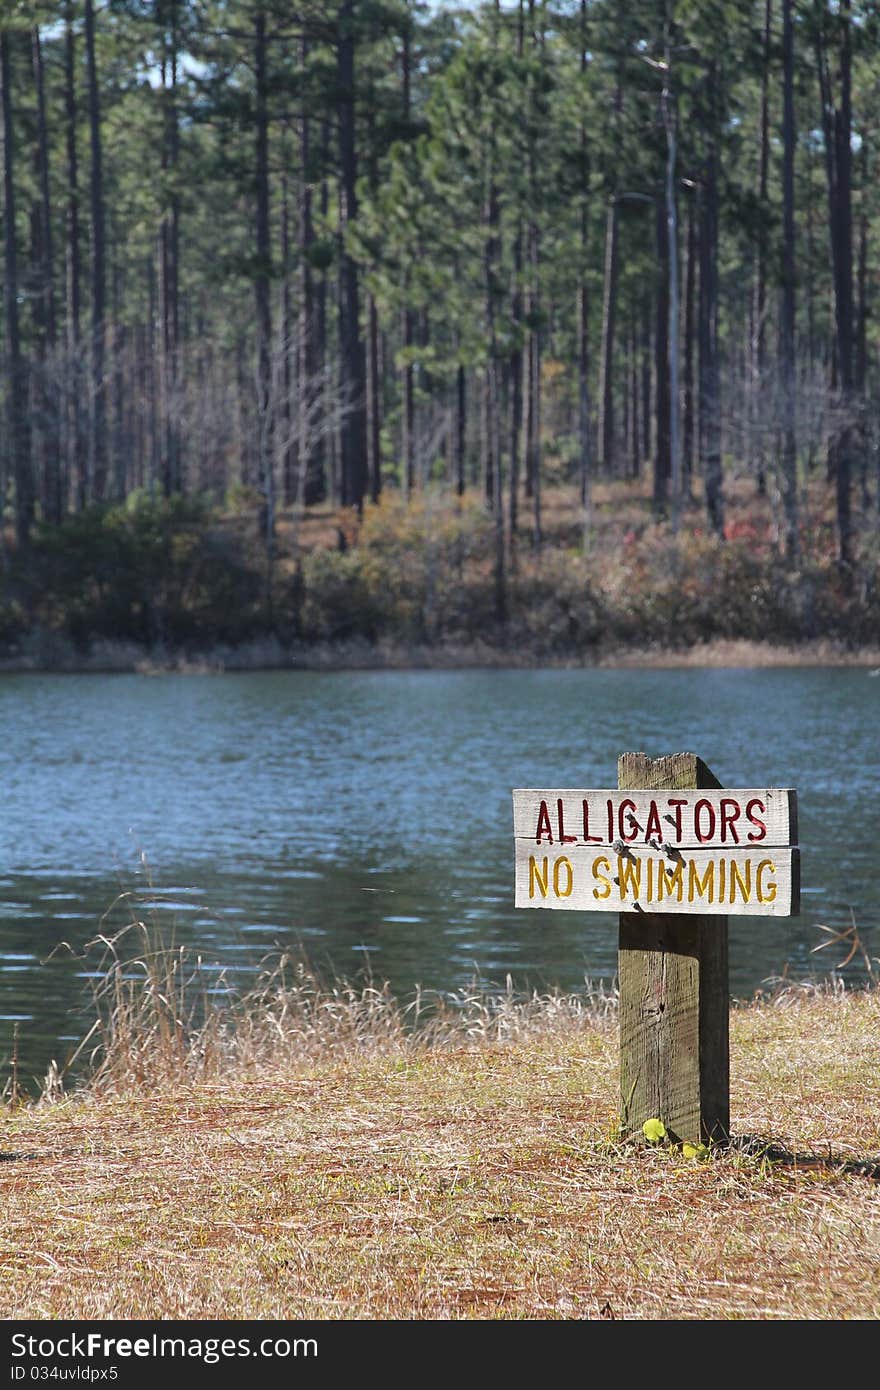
left=666, top=799, right=687, bottom=841
left=644, top=801, right=662, bottom=842
left=745, top=798, right=767, bottom=842
left=535, top=800, right=553, bottom=844
left=694, top=798, right=716, bottom=843
left=719, top=798, right=741, bottom=844
left=618, top=799, right=638, bottom=842
left=582, top=799, right=602, bottom=843
left=607, top=798, right=614, bottom=842
left=557, top=797, right=576, bottom=844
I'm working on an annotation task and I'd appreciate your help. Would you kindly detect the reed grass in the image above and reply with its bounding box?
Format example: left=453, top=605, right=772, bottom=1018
left=50, top=915, right=618, bottom=1098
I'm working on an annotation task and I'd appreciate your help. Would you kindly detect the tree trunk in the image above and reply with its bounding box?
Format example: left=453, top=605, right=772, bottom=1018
left=489, top=358, right=505, bottom=622
left=301, top=66, right=326, bottom=507
left=855, top=138, right=868, bottom=508
left=337, top=1, right=367, bottom=512
left=597, top=196, right=619, bottom=472
left=578, top=0, right=592, bottom=545
left=509, top=303, right=522, bottom=554
left=158, top=0, right=181, bottom=497
left=280, top=173, right=295, bottom=506
left=367, top=293, right=381, bottom=503
left=805, top=142, right=818, bottom=374
left=629, top=324, right=640, bottom=478
left=524, top=0, right=543, bottom=536
left=596, top=64, right=622, bottom=474
left=32, top=26, right=61, bottom=523
left=578, top=252, right=592, bottom=518
left=529, top=274, right=542, bottom=548
left=855, top=139, right=867, bottom=400
left=641, top=309, right=652, bottom=470
left=654, top=196, right=670, bottom=515
left=753, top=0, right=771, bottom=497
left=530, top=8, right=543, bottom=543
left=296, top=47, right=312, bottom=506
left=456, top=363, right=466, bottom=496
left=662, top=36, right=681, bottom=532
left=314, top=126, right=330, bottom=503
left=146, top=259, right=159, bottom=485
left=399, top=21, right=415, bottom=502
left=254, top=8, right=273, bottom=542
left=64, top=4, right=85, bottom=511
left=484, top=118, right=506, bottom=622
left=622, top=331, right=631, bottom=472
left=699, top=132, right=723, bottom=536
left=111, top=261, right=127, bottom=499
left=401, top=303, right=415, bottom=499
left=1, top=30, right=33, bottom=545
left=134, top=319, right=146, bottom=490
left=780, top=0, right=799, bottom=559
left=683, top=204, right=696, bottom=492
left=84, top=0, right=107, bottom=502
left=817, top=3, right=854, bottom=568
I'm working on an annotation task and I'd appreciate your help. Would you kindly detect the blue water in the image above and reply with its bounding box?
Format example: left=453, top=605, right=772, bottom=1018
left=0, top=666, right=876, bottom=1081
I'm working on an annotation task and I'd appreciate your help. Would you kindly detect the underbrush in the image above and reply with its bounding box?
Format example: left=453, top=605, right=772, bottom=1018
left=8, top=492, right=269, bottom=650
left=2, top=485, right=879, bottom=659
left=299, top=497, right=880, bottom=654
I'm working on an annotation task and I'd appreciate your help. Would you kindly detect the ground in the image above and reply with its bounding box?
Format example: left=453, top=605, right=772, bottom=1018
left=2, top=988, right=879, bottom=1320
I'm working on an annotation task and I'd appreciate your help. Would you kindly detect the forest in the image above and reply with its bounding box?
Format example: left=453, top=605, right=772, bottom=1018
left=0, top=0, right=879, bottom=662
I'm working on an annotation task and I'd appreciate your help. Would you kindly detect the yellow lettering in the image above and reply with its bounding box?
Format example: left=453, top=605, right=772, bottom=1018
left=729, top=859, right=751, bottom=904
left=688, top=859, right=715, bottom=904
left=617, top=855, right=642, bottom=902
left=592, top=855, right=612, bottom=900
left=646, top=856, right=654, bottom=903
left=756, top=859, right=777, bottom=903
left=718, top=857, right=726, bottom=902
left=553, top=856, right=574, bottom=898
left=529, top=856, right=549, bottom=899
left=657, top=858, right=684, bottom=902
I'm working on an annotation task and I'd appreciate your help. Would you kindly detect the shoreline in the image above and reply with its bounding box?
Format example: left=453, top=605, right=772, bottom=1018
left=0, top=633, right=879, bottom=675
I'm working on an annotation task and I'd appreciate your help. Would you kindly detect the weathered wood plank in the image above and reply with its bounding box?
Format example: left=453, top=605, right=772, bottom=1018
left=512, top=788, right=797, bottom=848
left=618, top=752, right=730, bottom=1145
left=514, top=844, right=799, bottom=916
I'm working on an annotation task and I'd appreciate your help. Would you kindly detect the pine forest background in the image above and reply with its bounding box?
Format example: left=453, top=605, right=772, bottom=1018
left=1, top=0, right=879, bottom=660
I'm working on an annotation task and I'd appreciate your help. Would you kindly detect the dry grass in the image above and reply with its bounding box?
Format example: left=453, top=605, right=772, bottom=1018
left=40, top=921, right=617, bottom=1095
left=1, top=934, right=879, bottom=1320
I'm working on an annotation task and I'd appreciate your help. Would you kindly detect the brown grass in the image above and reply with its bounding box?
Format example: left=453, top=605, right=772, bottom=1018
left=41, top=921, right=617, bottom=1095
left=1, top=934, right=879, bottom=1320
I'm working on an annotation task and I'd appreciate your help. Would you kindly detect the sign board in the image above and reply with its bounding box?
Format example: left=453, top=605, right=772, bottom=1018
left=513, top=788, right=799, bottom=916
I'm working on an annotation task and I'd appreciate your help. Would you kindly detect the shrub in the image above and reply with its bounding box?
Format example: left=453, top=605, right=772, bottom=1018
left=4, top=484, right=880, bottom=656
left=16, top=494, right=265, bottom=650
left=300, top=492, right=497, bottom=645
left=512, top=551, right=604, bottom=655
left=299, top=549, right=387, bottom=642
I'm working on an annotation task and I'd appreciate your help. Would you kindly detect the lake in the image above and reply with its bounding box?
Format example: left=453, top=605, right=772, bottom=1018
left=0, top=666, right=876, bottom=1084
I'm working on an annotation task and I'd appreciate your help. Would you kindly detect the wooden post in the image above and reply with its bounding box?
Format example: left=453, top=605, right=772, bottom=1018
left=514, top=763, right=796, bottom=1141
left=618, top=751, right=729, bottom=1144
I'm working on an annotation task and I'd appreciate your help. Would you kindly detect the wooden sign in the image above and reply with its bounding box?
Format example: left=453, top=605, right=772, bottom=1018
left=513, top=788, right=799, bottom=916
left=512, top=788, right=797, bottom=848
left=512, top=755, right=801, bottom=1145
